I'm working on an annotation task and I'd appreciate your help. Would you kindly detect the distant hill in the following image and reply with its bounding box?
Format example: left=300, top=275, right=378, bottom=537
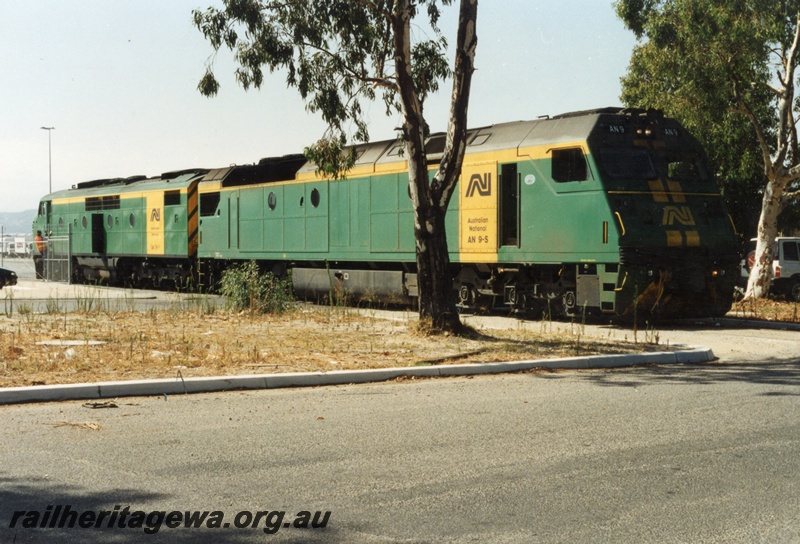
left=0, top=210, right=36, bottom=235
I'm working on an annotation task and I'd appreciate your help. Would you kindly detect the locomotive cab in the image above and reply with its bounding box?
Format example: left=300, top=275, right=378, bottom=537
left=590, top=109, right=739, bottom=317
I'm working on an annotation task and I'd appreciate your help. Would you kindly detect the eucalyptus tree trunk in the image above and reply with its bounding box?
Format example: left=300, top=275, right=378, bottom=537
left=742, top=13, right=800, bottom=301
left=392, top=0, right=477, bottom=333
left=746, top=184, right=784, bottom=298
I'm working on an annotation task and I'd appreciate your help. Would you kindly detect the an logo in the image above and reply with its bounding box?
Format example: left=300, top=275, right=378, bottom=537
left=150, top=208, right=161, bottom=222
left=662, top=205, right=695, bottom=226
left=466, top=173, right=492, bottom=197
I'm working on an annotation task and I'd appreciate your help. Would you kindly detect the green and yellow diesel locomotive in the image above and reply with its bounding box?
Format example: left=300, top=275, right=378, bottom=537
left=33, top=169, right=204, bottom=287
left=34, top=108, right=740, bottom=318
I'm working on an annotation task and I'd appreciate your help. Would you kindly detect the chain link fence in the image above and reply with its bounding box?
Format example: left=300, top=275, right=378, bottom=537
left=36, top=226, right=72, bottom=283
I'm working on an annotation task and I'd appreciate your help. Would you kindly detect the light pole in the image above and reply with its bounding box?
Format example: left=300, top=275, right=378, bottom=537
left=40, top=126, right=54, bottom=194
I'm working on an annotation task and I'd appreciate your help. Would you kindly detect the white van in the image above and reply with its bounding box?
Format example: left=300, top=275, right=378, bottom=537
left=743, top=237, right=800, bottom=302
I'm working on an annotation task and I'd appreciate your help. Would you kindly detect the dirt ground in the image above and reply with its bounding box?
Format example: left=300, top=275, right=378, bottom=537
left=0, top=298, right=796, bottom=389
left=0, top=302, right=648, bottom=388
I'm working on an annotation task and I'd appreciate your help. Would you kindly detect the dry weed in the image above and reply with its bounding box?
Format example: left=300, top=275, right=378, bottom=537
left=0, top=305, right=643, bottom=388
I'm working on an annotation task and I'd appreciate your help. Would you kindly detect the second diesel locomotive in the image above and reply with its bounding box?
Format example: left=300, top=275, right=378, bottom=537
left=33, top=107, right=741, bottom=319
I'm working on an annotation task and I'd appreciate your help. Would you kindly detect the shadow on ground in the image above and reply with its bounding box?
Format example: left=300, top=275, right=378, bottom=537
left=532, top=356, right=800, bottom=394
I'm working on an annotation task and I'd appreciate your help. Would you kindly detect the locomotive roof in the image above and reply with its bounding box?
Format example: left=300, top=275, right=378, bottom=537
left=295, top=106, right=648, bottom=177
left=46, top=169, right=208, bottom=201
left=41, top=107, right=675, bottom=200
left=200, top=154, right=307, bottom=187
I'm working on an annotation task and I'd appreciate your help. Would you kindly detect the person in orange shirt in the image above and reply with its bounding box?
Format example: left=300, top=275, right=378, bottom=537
left=34, top=230, right=46, bottom=279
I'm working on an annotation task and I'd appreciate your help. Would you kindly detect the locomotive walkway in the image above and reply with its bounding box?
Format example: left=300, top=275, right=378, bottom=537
left=1, top=279, right=716, bottom=404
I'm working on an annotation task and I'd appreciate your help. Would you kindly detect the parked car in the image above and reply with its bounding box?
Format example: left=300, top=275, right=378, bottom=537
left=0, top=266, right=18, bottom=289
left=739, top=237, right=800, bottom=302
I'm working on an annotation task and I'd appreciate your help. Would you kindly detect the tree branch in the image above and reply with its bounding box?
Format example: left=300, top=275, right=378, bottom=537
left=782, top=163, right=800, bottom=183
left=733, top=90, right=775, bottom=179
left=433, top=0, right=477, bottom=209
left=391, top=0, right=427, bottom=215
left=774, top=14, right=800, bottom=165
left=294, top=39, right=396, bottom=91
left=789, top=106, right=799, bottom=169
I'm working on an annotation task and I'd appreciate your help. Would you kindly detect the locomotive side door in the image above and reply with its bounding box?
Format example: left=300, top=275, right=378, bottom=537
left=228, top=190, right=239, bottom=250
left=91, top=213, right=106, bottom=254
left=499, top=162, right=519, bottom=247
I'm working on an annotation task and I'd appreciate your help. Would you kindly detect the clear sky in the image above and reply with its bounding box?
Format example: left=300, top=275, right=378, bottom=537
left=0, top=1, right=637, bottom=213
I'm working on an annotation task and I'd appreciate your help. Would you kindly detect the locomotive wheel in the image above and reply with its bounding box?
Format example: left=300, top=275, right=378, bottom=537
left=507, top=285, right=527, bottom=312
left=457, top=284, right=475, bottom=307
left=507, top=285, right=518, bottom=306
left=456, top=284, right=493, bottom=313
left=71, top=264, right=85, bottom=284
left=562, top=290, right=577, bottom=318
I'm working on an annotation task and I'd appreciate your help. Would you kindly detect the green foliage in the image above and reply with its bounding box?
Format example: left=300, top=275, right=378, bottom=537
left=304, top=135, right=357, bottom=180
left=616, top=0, right=777, bottom=118
left=219, top=261, right=294, bottom=314
left=193, top=0, right=453, bottom=146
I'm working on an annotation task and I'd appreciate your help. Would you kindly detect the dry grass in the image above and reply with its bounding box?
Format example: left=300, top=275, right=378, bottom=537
left=729, top=297, right=800, bottom=322
left=5, top=296, right=796, bottom=389
left=0, top=303, right=647, bottom=388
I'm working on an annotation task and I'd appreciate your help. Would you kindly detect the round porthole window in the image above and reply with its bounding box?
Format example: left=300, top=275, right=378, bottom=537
left=268, top=192, right=277, bottom=211
left=129, top=213, right=136, bottom=227
left=82, top=216, right=88, bottom=229
left=310, top=188, right=320, bottom=208
left=107, top=215, right=113, bottom=229
left=58, top=217, right=64, bottom=229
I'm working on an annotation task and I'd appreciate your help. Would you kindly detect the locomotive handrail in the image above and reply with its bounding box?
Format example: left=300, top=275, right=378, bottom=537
left=614, top=212, right=627, bottom=236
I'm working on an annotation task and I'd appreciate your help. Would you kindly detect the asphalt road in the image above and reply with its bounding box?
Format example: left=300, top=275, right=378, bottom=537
left=2, top=321, right=799, bottom=543
left=0, top=260, right=224, bottom=313
left=0, top=256, right=34, bottom=280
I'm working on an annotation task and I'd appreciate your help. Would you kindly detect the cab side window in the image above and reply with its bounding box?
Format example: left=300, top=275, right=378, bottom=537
left=200, top=192, right=221, bottom=217
left=551, top=148, right=588, bottom=182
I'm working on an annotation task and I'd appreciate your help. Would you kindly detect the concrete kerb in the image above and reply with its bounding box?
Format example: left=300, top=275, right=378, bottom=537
left=692, top=316, right=800, bottom=332
left=0, top=346, right=715, bottom=405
